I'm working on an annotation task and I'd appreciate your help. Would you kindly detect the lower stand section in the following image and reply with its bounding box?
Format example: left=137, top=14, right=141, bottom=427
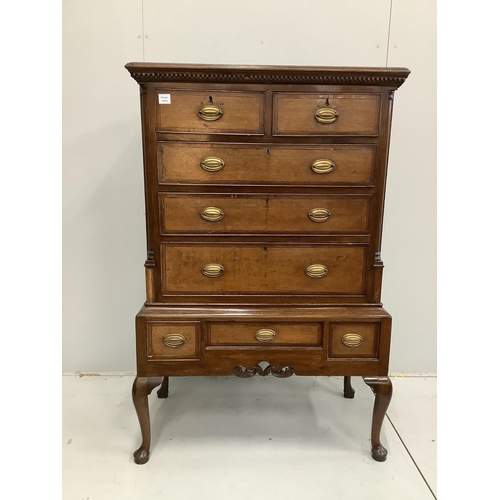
left=132, top=302, right=393, bottom=464
left=363, top=376, right=393, bottom=462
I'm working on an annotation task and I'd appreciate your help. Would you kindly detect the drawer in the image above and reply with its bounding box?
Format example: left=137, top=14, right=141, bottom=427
left=207, top=322, right=322, bottom=347
left=155, top=90, right=265, bottom=134
left=273, top=93, right=380, bottom=136
left=160, top=194, right=370, bottom=234
left=147, top=322, right=200, bottom=360
left=161, top=245, right=365, bottom=294
left=329, top=323, right=379, bottom=359
left=158, top=142, right=376, bottom=185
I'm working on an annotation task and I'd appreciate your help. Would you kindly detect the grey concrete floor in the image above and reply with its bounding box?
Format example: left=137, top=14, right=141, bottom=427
left=63, top=375, right=436, bottom=500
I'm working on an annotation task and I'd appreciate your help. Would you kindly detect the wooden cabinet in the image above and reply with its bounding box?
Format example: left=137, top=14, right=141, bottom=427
left=126, top=63, right=409, bottom=465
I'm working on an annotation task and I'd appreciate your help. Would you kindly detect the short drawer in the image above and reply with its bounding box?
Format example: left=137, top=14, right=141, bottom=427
left=160, top=194, right=370, bottom=234
left=207, top=322, right=322, bottom=347
left=147, top=322, right=200, bottom=360
left=161, top=245, right=366, bottom=295
left=328, top=323, right=379, bottom=359
left=155, top=90, right=265, bottom=134
left=158, top=142, right=376, bottom=185
left=273, top=93, right=380, bottom=136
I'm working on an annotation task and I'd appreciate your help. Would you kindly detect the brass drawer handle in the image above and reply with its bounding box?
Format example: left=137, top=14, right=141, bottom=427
left=201, top=156, right=225, bottom=172
left=309, top=208, right=331, bottom=223
left=341, top=333, right=364, bottom=347
left=198, top=104, right=223, bottom=121
left=202, top=263, right=225, bottom=278
left=315, top=107, right=339, bottom=124
left=306, top=264, right=328, bottom=278
left=162, top=334, right=187, bottom=348
left=201, top=207, right=224, bottom=222
left=311, top=159, right=335, bottom=174
left=255, top=329, right=276, bottom=342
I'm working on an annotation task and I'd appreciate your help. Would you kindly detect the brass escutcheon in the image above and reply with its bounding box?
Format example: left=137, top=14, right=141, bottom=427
left=306, top=264, right=328, bottom=278
left=202, top=263, right=225, bottom=278
left=201, top=207, right=224, bottom=222
left=255, top=329, right=277, bottom=342
left=309, top=208, right=331, bottom=223
left=162, top=334, right=187, bottom=348
left=201, top=156, right=225, bottom=172
left=311, top=159, right=335, bottom=174
left=198, top=104, right=223, bottom=121
left=315, top=107, right=339, bottom=124
left=341, top=333, right=364, bottom=347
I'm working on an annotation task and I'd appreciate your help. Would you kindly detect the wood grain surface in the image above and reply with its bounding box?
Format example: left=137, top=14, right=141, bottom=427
left=161, top=244, right=365, bottom=294
left=156, top=90, right=265, bottom=134
left=158, top=142, right=376, bottom=185
left=207, top=322, right=322, bottom=346
left=160, top=193, right=370, bottom=234
left=273, top=93, right=381, bottom=136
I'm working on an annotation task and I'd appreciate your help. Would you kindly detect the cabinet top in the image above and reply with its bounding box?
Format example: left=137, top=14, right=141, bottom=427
left=125, top=62, right=410, bottom=87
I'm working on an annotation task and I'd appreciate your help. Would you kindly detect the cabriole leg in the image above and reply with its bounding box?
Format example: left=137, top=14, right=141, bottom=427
left=363, top=376, right=393, bottom=462
left=157, top=376, right=169, bottom=398
left=132, top=376, right=162, bottom=465
left=343, top=376, right=355, bottom=398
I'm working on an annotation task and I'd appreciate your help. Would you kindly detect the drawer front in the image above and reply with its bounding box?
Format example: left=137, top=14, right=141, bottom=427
left=329, top=323, right=379, bottom=359
left=160, top=194, right=370, bottom=234
left=147, top=322, right=200, bottom=360
left=156, top=90, right=265, bottom=134
left=161, top=245, right=365, bottom=294
left=158, top=142, right=375, bottom=185
left=207, top=322, right=322, bottom=347
left=273, top=93, right=380, bottom=136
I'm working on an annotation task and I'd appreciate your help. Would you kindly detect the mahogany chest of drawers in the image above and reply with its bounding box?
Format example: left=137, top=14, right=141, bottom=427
left=125, top=63, right=410, bottom=464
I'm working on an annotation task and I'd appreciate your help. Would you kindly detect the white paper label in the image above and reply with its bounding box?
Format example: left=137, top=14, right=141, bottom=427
left=158, top=94, right=171, bottom=104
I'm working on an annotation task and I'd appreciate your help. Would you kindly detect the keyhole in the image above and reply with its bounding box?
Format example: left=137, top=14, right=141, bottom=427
left=266, top=148, right=270, bottom=157
left=326, top=98, right=330, bottom=106
left=208, top=96, right=213, bottom=104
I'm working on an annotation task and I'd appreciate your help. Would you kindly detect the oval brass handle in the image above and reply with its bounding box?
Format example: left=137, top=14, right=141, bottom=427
left=311, top=159, right=335, bottom=174
left=202, top=263, right=225, bottom=278
left=341, top=333, right=364, bottom=347
left=306, top=264, right=328, bottom=278
left=201, top=156, right=225, bottom=172
left=201, top=207, right=224, bottom=222
left=255, top=329, right=276, bottom=342
left=162, top=334, right=187, bottom=348
left=309, top=208, right=331, bottom=223
left=198, top=104, right=223, bottom=121
left=315, top=107, right=339, bottom=124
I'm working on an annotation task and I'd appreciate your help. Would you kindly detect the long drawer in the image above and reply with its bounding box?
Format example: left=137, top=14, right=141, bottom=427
left=160, top=193, right=370, bottom=234
left=157, top=142, right=376, bottom=185
left=161, top=245, right=366, bottom=294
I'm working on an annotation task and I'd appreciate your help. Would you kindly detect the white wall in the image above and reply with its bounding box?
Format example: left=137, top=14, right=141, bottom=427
left=384, top=1, right=437, bottom=373
left=63, top=0, right=436, bottom=374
